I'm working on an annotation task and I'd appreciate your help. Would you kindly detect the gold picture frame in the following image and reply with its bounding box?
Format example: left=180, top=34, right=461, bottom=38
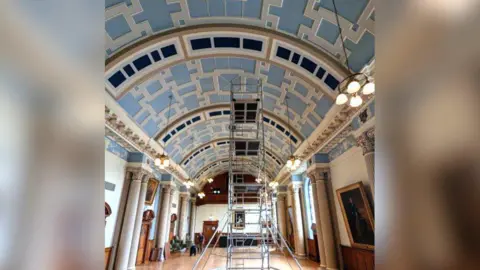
left=145, top=178, right=159, bottom=205
left=233, top=210, right=245, bottom=229
left=336, top=182, right=374, bottom=250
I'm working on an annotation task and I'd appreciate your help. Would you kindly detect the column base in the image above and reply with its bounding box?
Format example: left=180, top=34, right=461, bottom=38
left=149, top=248, right=163, bottom=261
left=294, top=253, right=307, bottom=258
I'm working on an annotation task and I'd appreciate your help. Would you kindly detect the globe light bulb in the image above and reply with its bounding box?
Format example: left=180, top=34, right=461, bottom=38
left=154, top=157, right=161, bottom=166
left=286, top=159, right=293, bottom=168
left=163, top=158, right=170, bottom=167
left=350, top=95, right=363, bottom=107
left=347, top=80, right=361, bottom=93
left=362, top=82, right=375, bottom=95
left=294, top=158, right=301, bottom=166
left=335, top=93, right=348, bottom=105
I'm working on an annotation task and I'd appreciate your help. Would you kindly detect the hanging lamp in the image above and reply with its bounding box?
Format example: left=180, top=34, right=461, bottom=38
left=155, top=95, right=173, bottom=169
left=284, top=94, right=301, bottom=171
left=332, top=0, right=375, bottom=107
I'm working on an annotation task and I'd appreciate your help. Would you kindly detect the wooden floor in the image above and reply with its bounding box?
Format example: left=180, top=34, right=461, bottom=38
left=137, top=248, right=322, bottom=270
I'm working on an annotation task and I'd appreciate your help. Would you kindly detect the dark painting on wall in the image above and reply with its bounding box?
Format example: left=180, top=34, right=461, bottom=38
left=337, top=182, right=374, bottom=250
left=233, top=210, right=245, bottom=229
left=145, top=178, right=159, bottom=205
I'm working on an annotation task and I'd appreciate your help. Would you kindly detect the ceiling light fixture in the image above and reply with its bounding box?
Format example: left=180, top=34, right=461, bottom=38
left=332, top=0, right=374, bottom=107
left=207, top=177, right=214, bottom=183
left=155, top=95, right=173, bottom=169
left=184, top=179, right=194, bottom=189
left=269, top=181, right=279, bottom=188
left=284, top=94, right=301, bottom=172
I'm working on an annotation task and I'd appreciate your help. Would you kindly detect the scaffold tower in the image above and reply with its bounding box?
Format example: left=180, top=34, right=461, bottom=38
left=192, top=77, right=303, bottom=270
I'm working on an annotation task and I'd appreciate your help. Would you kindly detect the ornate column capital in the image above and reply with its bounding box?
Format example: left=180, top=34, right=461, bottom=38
left=126, top=167, right=151, bottom=182
left=356, top=128, right=375, bottom=155
left=289, top=182, right=302, bottom=193
left=307, top=165, right=330, bottom=183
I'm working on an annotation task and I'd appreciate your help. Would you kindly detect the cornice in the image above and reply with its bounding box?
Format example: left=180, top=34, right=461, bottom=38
left=105, top=93, right=189, bottom=182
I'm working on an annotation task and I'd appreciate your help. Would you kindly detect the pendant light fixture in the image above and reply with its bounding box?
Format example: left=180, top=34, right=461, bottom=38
left=185, top=179, right=194, bottom=189
left=284, top=94, right=301, bottom=171
left=155, top=95, right=173, bottom=169
left=332, top=0, right=375, bottom=107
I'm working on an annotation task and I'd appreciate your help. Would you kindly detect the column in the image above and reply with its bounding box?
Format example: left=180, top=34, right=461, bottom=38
left=162, top=188, right=175, bottom=260
left=178, top=193, right=189, bottom=241
left=311, top=168, right=338, bottom=270
left=127, top=175, right=150, bottom=269
left=189, top=197, right=197, bottom=240
left=115, top=168, right=146, bottom=270
left=276, top=193, right=287, bottom=247
left=291, top=183, right=306, bottom=257
left=356, top=128, right=375, bottom=197
left=153, top=185, right=172, bottom=261
left=308, top=172, right=327, bottom=269
left=271, top=196, right=278, bottom=229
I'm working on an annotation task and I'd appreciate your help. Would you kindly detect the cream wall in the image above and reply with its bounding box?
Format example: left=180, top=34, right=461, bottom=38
left=329, top=146, right=370, bottom=247
left=195, top=204, right=262, bottom=234
left=104, top=151, right=127, bottom=248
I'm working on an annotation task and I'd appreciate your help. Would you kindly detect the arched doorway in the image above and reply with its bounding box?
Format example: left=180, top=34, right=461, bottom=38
left=136, top=210, right=155, bottom=265
left=169, top=213, right=177, bottom=241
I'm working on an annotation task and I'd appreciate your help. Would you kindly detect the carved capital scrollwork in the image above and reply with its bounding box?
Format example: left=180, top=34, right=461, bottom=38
left=307, top=167, right=329, bottom=183
left=357, top=128, right=375, bottom=155
left=126, top=167, right=151, bottom=182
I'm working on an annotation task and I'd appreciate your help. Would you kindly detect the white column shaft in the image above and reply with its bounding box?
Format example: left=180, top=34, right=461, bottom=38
left=127, top=180, right=148, bottom=269
left=115, top=179, right=141, bottom=270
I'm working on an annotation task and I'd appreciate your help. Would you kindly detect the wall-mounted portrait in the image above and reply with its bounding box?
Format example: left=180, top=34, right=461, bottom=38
left=145, top=178, right=159, bottom=205
left=336, top=182, right=374, bottom=250
left=233, top=210, right=245, bottom=229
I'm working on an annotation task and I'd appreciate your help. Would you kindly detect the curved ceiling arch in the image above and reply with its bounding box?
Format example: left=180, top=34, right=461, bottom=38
left=104, top=25, right=348, bottom=179
left=163, top=116, right=294, bottom=162
left=104, top=5, right=375, bottom=180
left=105, top=0, right=375, bottom=74
left=194, top=157, right=276, bottom=185
left=153, top=104, right=304, bottom=144
left=181, top=140, right=285, bottom=178
left=179, top=137, right=285, bottom=166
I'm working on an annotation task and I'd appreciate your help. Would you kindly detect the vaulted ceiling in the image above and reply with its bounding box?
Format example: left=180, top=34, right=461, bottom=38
left=104, top=0, right=375, bottom=184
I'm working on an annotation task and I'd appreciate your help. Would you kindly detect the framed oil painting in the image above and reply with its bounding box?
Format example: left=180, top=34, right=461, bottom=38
left=233, top=210, right=245, bottom=229
left=145, top=178, right=159, bottom=205
left=336, top=182, right=374, bottom=250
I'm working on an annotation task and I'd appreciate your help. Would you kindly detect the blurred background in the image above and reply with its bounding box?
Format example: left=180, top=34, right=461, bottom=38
left=377, top=1, right=480, bottom=270
left=1, top=0, right=480, bottom=270
left=0, top=1, right=104, bottom=269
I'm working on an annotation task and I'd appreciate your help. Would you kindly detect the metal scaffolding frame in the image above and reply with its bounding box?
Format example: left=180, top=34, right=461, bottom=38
left=192, top=77, right=302, bottom=270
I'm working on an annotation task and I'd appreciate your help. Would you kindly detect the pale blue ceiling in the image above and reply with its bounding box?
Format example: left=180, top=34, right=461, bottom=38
left=105, top=0, right=375, bottom=72
left=105, top=0, right=375, bottom=179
